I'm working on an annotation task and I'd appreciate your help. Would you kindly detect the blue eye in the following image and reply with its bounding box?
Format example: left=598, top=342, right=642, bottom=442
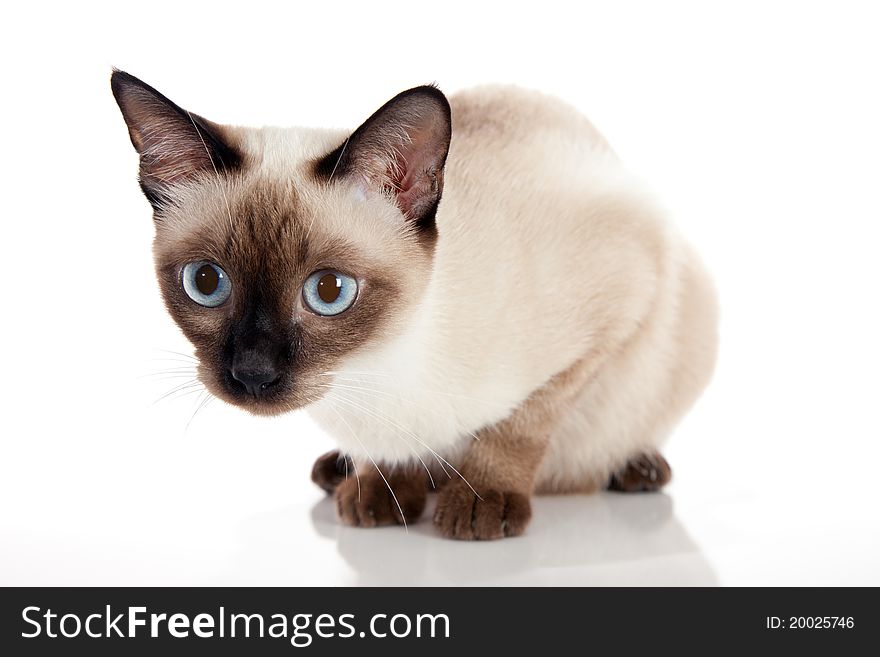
left=182, top=261, right=232, bottom=307
left=302, top=270, right=358, bottom=316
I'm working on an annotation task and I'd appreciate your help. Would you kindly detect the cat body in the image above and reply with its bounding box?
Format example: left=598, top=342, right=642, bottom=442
left=112, top=72, right=717, bottom=539
left=308, top=86, right=716, bottom=493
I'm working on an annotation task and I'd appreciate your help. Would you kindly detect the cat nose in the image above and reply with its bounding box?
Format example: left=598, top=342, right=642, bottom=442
left=229, top=366, right=280, bottom=395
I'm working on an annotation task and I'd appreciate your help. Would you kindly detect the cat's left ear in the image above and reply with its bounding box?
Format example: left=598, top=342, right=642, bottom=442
left=315, top=85, right=452, bottom=231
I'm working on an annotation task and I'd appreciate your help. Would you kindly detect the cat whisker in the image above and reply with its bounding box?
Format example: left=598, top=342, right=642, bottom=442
left=186, top=110, right=236, bottom=237
left=325, top=400, right=407, bottom=532
left=305, top=137, right=351, bottom=243
left=326, top=137, right=350, bottom=184
left=321, top=374, right=488, bottom=441
left=325, top=388, right=437, bottom=490
left=139, top=368, right=199, bottom=380
left=324, top=385, right=481, bottom=500
left=153, top=379, right=204, bottom=405
left=344, top=444, right=360, bottom=502
left=185, top=390, right=216, bottom=432
left=322, top=370, right=509, bottom=413
left=142, top=376, right=199, bottom=387
left=322, top=385, right=447, bottom=482
left=147, top=361, right=200, bottom=370
left=325, top=404, right=362, bottom=502
left=149, top=356, right=199, bottom=364
left=151, top=349, right=199, bottom=361
left=162, top=386, right=209, bottom=405
left=319, top=379, right=481, bottom=445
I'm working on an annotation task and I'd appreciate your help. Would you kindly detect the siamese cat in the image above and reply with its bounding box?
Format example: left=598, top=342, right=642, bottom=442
left=111, top=70, right=717, bottom=540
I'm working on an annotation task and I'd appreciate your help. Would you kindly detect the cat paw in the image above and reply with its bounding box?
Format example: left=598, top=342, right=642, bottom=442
left=607, top=451, right=672, bottom=492
left=433, top=479, right=531, bottom=540
left=335, top=467, right=427, bottom=528
left=311, top=450, right=351, bottom=494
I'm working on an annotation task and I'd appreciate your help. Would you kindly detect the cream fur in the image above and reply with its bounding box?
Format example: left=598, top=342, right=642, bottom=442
left=291, top=86, right=719, bottom=492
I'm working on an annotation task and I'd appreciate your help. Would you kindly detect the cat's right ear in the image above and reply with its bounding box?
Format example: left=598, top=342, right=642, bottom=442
left=110, top=70, right=241, bottom=210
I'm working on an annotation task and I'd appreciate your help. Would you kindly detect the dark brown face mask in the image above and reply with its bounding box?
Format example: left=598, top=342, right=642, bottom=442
left=111, top=70, right=449, bottom=416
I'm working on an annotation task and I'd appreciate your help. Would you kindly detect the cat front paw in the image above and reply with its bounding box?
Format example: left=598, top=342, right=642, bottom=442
left=433, top=479, right=531, bottom=540
left=335, top=467, right=427, bottom=528
left=311, top=450, right=351, bottom=494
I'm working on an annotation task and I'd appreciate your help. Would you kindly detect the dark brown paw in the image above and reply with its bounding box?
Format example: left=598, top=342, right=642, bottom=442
left=311, top=450, right=352, bottom=494
left=335, top=467, right=427, bottom=528
left=433, top=479, right=531, bottom=540
left=608, top=451, right=672, bottom=492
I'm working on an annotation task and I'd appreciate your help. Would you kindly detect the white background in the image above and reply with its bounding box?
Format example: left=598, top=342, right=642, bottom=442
left=1, top=1, right=878, bottom=585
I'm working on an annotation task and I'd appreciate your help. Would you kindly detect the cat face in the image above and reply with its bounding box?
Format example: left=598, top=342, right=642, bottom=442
left=112, top=71, right=451, bottom=415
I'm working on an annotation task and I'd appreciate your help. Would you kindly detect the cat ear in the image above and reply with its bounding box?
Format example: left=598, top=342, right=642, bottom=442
left=110, top=69, right=241, bottom=209
left=315, top=85, right=452, bottom=231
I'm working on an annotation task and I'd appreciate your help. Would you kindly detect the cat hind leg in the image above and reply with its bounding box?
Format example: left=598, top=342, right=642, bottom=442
left=607, top=451, right=672, bottom=492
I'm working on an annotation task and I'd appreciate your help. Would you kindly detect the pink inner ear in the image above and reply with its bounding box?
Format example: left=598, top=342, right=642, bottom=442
left=122, top=88, right=217, bottom=187
left=385, top=125, right=444, bottom=220
left=324, top=85, right=450, bottom=222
